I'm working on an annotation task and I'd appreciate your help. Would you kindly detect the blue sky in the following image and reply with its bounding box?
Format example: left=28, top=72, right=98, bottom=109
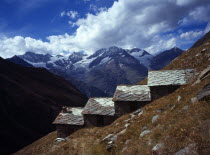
left=0, top=0, right=115, bottom=39
left=0, top=0, right=210, bottom=58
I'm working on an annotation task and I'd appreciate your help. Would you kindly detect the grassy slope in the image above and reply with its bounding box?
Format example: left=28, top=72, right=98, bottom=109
left=15, top=33, right=210, bottom=155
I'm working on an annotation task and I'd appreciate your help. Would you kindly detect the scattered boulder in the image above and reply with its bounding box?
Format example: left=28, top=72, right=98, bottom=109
left=174, top=143, right=198, bottom=155
left=156, top=109, right=162, bottom=113
left=125, top=139, right=131, bottom=145
left=201, top=48, right=207, bottom=53
left=152, top=115, right=159, bottom=123
left=133, top=109, right=142, bottom=115
left=142, top=126, right=148, bottom=131
left=118, top=129, right=127, bottom=135
left=130, top=114, right=136, bottom=119
left=106, top=142, right=115, bottom=151
left=138, top=110, right=144, bottom=117
left=140, top=130, right=151, bottom=137
left=110, top=135, right=118, bottom=142
left=191, top=97, right=198, bottom=103
left=178, top=96, right=182, bottom=103
left=152, top=143, right=164, bottom=155
left=181, top=105, right=189, bottom=111
left=123, top=119, right=131, bottom=123
left=171, top=105, right=177, bottom=111
left=54, top=138, right=66, bottom=142
left=192, top=66, right=210, bottom=86
left=121, top=146, right=128, bottom=153
left=157, top=104, right=173, bottom=113
left=197, top=83, right=210, bottom=101
left=125, top=123, right=130, bottom=128
left=101, top=134, right=113, bottom=142
left=115, top=123, right=120, bottom=126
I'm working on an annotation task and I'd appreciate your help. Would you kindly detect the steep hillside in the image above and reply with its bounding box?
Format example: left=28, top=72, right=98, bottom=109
left=0, top=58, right=87, bottom=155
left=15, top=32, right=210, bottom=155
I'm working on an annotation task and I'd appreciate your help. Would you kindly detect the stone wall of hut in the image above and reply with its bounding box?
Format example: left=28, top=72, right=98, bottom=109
left=150, top=85, right=180, bottom=100
left=84, top=114, right=116, bottom=127
left=103, top=115, right=117, bottom=126
left=56, top=125, right=82, bottom=138
left=115, top=101, right=149, bottom=117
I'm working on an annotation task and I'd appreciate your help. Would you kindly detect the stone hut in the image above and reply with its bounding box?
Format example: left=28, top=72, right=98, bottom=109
left=148, top=69, right=195, bottom=100
left=113, top=85, right=151, bottom=117
left=53, top=107, right=84, bottom=138
left=82, top=98, right=116, bottom=127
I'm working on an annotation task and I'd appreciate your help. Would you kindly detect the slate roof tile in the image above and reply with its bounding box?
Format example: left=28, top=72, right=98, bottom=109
left=82, top=98, right=115, bottom=116
left=148, top=69, right=195, bottom=86
left=113, top=85, right=151, bottom=101
left=53, top=107, right=84, bottom=125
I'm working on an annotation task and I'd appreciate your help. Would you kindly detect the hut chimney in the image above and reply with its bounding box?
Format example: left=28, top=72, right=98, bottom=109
left=62, top=106, right=67, bottom=113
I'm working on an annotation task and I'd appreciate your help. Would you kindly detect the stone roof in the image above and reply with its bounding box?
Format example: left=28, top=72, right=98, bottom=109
left=148, top=69, right=195, bottom=86
left=113, top=85, right=151, bottom=101
left=82, top=98, right=115, bottom=116
left=53, top=107, right=84, bottom=125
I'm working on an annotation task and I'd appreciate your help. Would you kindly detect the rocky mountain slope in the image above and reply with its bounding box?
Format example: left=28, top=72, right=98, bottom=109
left=17, top=47, right=149, bottom=96
left=7, top=55, right=34, bottom=67
left=150, top=47, right=184, bottom=70
left=0, top=58, right=87, bottom=155
left=15, top=32, right=210, bottom=155
left=15, top=46, right=181, bottom=97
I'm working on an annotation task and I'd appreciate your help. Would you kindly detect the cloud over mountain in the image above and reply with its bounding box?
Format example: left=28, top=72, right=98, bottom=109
left=0, top=0, right=210, bottom=58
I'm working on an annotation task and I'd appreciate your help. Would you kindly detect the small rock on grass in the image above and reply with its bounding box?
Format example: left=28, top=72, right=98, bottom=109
left=191, top=97, right=198, bottom=103
left=152, top=115, right=159, bottom=123
left=174, top=143, right=198, bottom=155
left=140, top=130, right=151, bottom=137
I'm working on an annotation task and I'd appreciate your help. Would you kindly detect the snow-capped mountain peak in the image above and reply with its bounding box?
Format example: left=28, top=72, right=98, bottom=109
left=127, top=48, right=154, bottom=68
left=19, top=51, right=52, bottom=63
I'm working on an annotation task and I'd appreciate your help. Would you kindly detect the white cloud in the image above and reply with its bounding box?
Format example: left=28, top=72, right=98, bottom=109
left=175, top=0, right=197, bottom=6
left=1, top=0, right=210, bottom=58
left=179, top=4, right=210, bottom=25
left=180, top=31, right=204, bottom=40
left=60, top=11, right=65, bottom=17
left=66, top=11, right=78, bottom=19
left=60, top=10, right=79, bottom=19
left=89, top=4, right=107, bottom=14
left=145, top=37, right=177, bottom=53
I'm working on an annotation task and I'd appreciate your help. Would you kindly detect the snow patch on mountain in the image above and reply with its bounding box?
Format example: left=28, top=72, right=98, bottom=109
left=127, top=48, right=154, bottom=69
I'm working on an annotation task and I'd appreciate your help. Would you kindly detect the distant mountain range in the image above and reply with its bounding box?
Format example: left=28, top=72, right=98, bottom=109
left=8, top=46, right=184, bottom=97
left=150, top=47, right=184, bottom=70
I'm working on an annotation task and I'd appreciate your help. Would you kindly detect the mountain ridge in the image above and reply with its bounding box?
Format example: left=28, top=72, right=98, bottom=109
left=12, top=46, right=183, bottom=97
left=0, top=57, right=87, bottom=155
